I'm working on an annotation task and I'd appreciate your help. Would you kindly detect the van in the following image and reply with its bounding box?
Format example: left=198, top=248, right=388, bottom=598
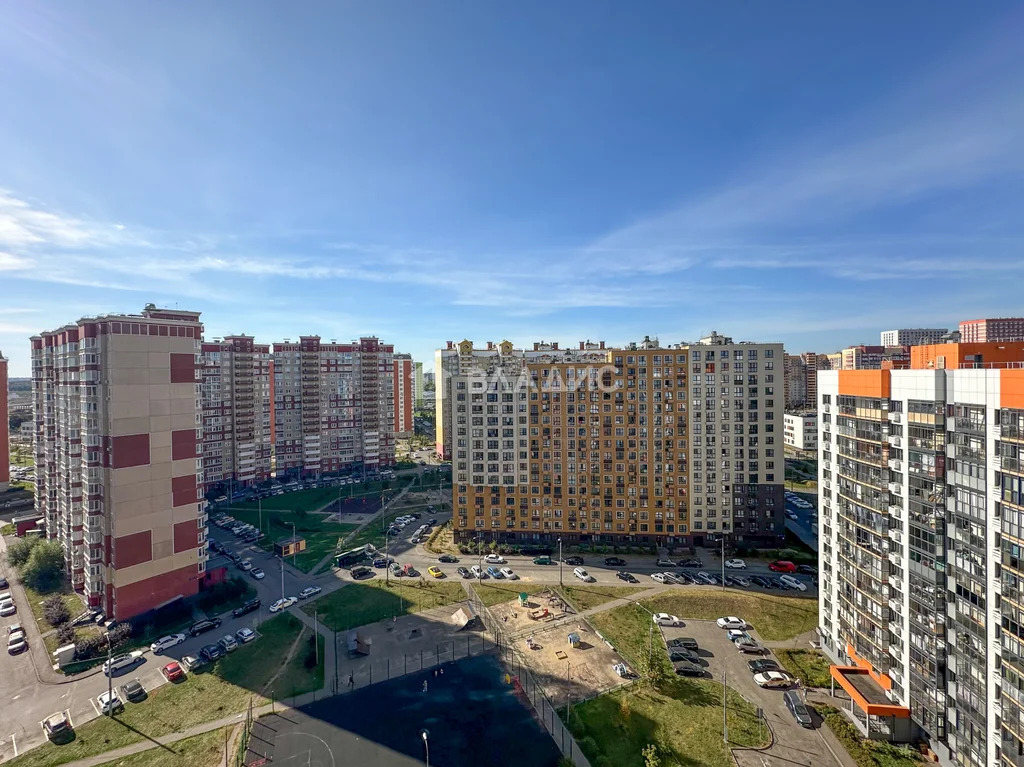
left=784, top=690, right=814, bottom=728
left=189, top=617, right=223, bottom=637
left=233, top=598, right=261, bottom=618
left=768, top=560, right=797, bottom=573
left=779, top=574, right=807, bottom=591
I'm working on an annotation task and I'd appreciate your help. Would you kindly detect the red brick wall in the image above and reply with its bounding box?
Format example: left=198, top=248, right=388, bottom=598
left=112, top=433, right=150, bottom=469
left=112, top=563, right=199, bottom=620
left=114, top=530, right=152, bottom=568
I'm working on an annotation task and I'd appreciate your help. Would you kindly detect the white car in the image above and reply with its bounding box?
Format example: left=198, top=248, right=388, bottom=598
left=724, top=559, right=746, bottom=569
left=236, top=627, right=257, bottom=644
left=650, top=572, right=667, bottom=583
left=0, top=601, right=16, bottom=617
left=779, top=574, right=807, bottom=592
left=753, top=671, right=793, bottom=688
left=470, top=565, right=483, bottom=578
left=103, top=651, right=143, bottom=676
left=717, top=616, right=747, bottom=630
left=269, top=597, right=297, bottom=613
left=299, top=586, right=322, bottom=599
left=573, top=567, right=594, bottom=582
left=150, top=633, right=186, bottom=654
left=484, top=554, right=505, bottom=564
left=97, top=690, right=124, bottom=714
left=653, top=613, right=683, bottom=627
left=500, top=567, right=517, bottom=580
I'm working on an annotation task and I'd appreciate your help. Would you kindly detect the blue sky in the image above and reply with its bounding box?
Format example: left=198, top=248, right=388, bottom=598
left=2, top=2, right=1023, bottom=376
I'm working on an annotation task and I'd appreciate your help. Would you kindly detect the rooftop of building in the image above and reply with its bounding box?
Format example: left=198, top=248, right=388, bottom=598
left=31, top=304, right=203, bottom=338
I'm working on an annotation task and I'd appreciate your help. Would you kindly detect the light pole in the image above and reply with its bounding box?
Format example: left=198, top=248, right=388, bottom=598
left=420, top=729, right=430, bottom=767
left=721, top=535, right=726, bottom=591
left=558, top=538, right=563, bottom=588
left=105, top=631, right=113, bottom=717
left=291, top=522, right=297, bottom=570
left=258, top=496, right=263, bottom=537
left=280, top=557, right=285, bottom=601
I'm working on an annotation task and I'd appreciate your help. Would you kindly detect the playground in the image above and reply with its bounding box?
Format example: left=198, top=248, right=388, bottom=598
left=491, top=590, right=629, bottom=706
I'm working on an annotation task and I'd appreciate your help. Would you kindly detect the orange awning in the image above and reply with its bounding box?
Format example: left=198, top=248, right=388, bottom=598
left=830, top=666, right=911, bottom=719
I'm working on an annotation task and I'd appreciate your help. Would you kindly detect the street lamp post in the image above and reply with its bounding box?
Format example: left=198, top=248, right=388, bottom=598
left=558, top=538, right=563, bottom=587
left=105, top=631, right=113, bottom=717
left=721, top=535, right=726, bottom=591
left=420, top=729, right=430, bottom=767
left=291, top=522, right=297, bottom=570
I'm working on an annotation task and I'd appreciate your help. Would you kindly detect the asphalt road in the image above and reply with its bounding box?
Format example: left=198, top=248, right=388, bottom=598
left=784, top=494, right=819, bottom=552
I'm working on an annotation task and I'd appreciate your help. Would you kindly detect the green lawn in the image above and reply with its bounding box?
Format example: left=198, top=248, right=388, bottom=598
left=218, top=508, right=358, bottom=572
left=559, top=585, right=647, bottom=612
left=95, top=727, right=227, bottom=767
left=1, top=523, right=15, bottom=536
left=216, top=612, right=322, bottom=698
left=6, top=670, right=264, bottom=767
left=775, top=649, right=832, bottom=688
left=566, top=679, right=764, bottom=767
left=474, top=582, right=547, bottom=607
left=819, top=706, right=924, bottom=767
left=591, top=601, right=670, bottom=674
left=638, top=588, right=818, bottom=641
left=305, top=580, right=466, bottom=631
left=21, top=581, right=85, bottom=630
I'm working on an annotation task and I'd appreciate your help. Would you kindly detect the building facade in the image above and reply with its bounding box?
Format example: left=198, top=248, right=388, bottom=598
left=273, top=336, right=395, bottom=478
left=880, top=329, right=948, bottom=347
left=0, top=350, right=8, bottom=492
left=816, top=364, right=1024, bottom=767
left=838, top=345, right=911, bottom=370
left=393, top=353, right=414, bottom=437
left=447, top=333, right=785, bottom=547
left=30, top=306, right=207, bottom=621
left=784, top=354, right=808, bottom=409
left=960, top=318, right=1024, bottom=343
left=199, top=336, right=272, bottom=496
left=783, top=411, right=818, bottom=452
left=414, top=361, right=424, bottom=410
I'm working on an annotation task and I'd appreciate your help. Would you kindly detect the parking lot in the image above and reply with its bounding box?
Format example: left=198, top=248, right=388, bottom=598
left=660, top=620, right=845, bottom=767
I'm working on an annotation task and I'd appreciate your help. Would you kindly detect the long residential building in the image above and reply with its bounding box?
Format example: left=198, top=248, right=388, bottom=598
left=444, top=332, right=785, bottom=547
left=960, top=317, right=1024, bottom=343
left=880, top=328, right=948, bottom=347
left=273, top=336, right=395, bottom=477
left=816, top=350, right=1024, bottom=767
left=199, top=336, right=272, bottom=496
left=30, top=306, right=208, bottom=621
left=0, top=350, right=8, bottom=492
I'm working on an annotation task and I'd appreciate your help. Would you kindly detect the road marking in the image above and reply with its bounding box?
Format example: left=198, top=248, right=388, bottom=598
left=10, top=734, right=17, bottom=756
left=66, top=709, right=74, bottom=728
left=89, top=698, right=101, bottom=716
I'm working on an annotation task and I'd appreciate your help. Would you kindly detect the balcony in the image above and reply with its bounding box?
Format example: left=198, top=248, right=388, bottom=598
left=887, top=482, right=902, bottom=495
left=888, top=528, right=902, bottom=545
left=888, top=411, right=901, bottom=423
left=887, top=434, right=901, bottom=447
left=888, top=458, right=902, bottom=472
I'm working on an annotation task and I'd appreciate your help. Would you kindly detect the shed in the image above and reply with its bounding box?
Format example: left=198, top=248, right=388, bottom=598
left=274, top=536, right=306, bottom=558
left=346, top=630, right=371, bottom=656
left=568, top=632, right=581, bottom=648
left=12, top=513, right=43, bottom=537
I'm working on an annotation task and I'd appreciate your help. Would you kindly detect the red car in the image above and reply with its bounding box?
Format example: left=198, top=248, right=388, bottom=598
left=162, top=661, right=185, bottom=681
left=769, top=560, right=797, bottom=573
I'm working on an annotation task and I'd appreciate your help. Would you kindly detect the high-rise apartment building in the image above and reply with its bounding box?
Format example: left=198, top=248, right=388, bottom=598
left=783, top=411, right=817, bottom=452
left=880, top=328, right=948, bottom=347
left=785, top=353, right=808, bottom=408
left=393, top=353, right=414, bottom=437
left=959, top=317, right=1024, bottom=343
left=199, top=336, right=272, bottom=496
left=414, top=361, right=424, bottom=409
left=0, top=350, right=8, bottom=492
left=803, top=352, right=831, bottom=407
left=816, top=358, right=1024, bottom=767
left=273, top=336, right=395, bottom=477
left=30, top=306, right=207, bottom=621
left=445, top=332, right=785, bottom=546
left=838, top=345, right=910, bottom=370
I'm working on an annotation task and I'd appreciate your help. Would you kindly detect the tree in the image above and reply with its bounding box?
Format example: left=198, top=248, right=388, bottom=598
left=107, top=622, right=132, bottom=650
left=6, top=536, right=40, bottom=568
left=21, top=540, right=65, bottom=591
left=56, top=623, right=78, bottom=646
left=642, top=744, right=662, bottom=767
left=43, top=595, right=71, bottom=627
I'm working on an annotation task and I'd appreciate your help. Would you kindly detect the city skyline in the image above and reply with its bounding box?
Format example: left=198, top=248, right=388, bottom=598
left=3, top=3, right=1024, bottom=377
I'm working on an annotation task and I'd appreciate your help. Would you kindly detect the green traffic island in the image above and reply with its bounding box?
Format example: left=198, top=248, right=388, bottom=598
left=303, top=579, right=466, bottom=632
left=773, top=649, right=833, bottom=688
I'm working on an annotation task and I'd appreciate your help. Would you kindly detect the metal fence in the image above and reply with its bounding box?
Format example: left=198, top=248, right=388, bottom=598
left=237, top=697, right=257, bottom=767
left=328, top=632, right=494, bottom=695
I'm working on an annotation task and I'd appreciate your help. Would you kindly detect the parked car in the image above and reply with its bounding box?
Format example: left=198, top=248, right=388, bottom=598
left=679, top=559, right=702, bottom=568
left=299, top=586, right=322, bottom=599
left=669, top=649, right=700, bottom=663
left=44, top=712, right=73, bottom=741
left=428, top=566, right=444, bottom=578
left=754, top=671, right=794, bottom=689
left=181, top=654, right=207, bottom=672
left=769, top=560, right=797, bottom=573
left=748, top=659, right=780, bottom=674
left=532, top=556, right=552, bottom=565
left=150, top=633, right=186, bottom=654
left=784, top=690, right=814, bottom=728
left=563, top=556, right=584, bottom=566
left=237, top=560, right=254, bottom=572
left=797, top=565, right=817, bottom=576
left=200, top=643, right=224, bottom=662
left=457, top=567, right=471, bottom=578
left=270, top=597, right=297, bottom=613
left=727, top=629, right=752, bottom=642
left=486, top=565, right=503, bottom=579
left=438, top=554, right=458, bottom=563
left=350, top=565, right=373, bottom=579
left=484, top=554, right=506, bottom=565
left=0, top=601, right=16, bottom=617
left=470, top=565, right=484, bottom=578
left=673, top=571, right=696, bottom=584
left=779, top=574, right=807, bottom=591
left=121, top=679, right=147, bottom=702
left=500, top=567, right=517, bottom=580
left=674, top=661, right=704, bottom=677
left=697, top=572, right=715, bottom=585
left=750, top=575, right=771, bottom=588
left=573, top=567, right=594, bottom=582
left=667, top=637, right=699, bottom=651
left=653, top=613, right=683, bottom=627
left=736, top=639, right=765, bottom=654
left=219, top=634, right=239, bottom=653
left=651, top=572, right=667, bottom=584
left=190, top=618, right=223, bottom=637
left=616, top=571, right=638, bottom=583
left=724, top=559, right=747, bottom=569
left=163, top=661, right=186, bottom=680
left=373, top=557, right=392, bottom=568
left=97, top=690, right=125, bottom=714
left=7, top=633, right=27, bottom=654
left=233, top=599, right=261, bottom=618
left=103, top=651, right=143, bottom=676
left=655, top=558, right=676, bottom=567
left=604, top=557, right=626, bottom=566
left=717, top=616, right=747, bottom=629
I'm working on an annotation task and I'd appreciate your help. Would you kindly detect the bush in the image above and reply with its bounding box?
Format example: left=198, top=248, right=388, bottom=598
left=108, top=622, right=132, bottom=650
left=198, top=577, right=253, bottom=613
left=56, top=623, right=78, bottom=645
left=75, top=633, right=105, bottom=660
left=43, top=595, right=71, bottom=627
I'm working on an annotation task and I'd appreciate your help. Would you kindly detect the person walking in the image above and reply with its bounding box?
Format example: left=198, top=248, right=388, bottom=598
left=422, top=679, right=428, bottom=693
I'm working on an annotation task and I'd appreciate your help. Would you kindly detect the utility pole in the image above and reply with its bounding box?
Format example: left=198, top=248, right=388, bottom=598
left=558, top=538, right=563, bottom=588
left=386, top=526, right=390, bottom=584
left=721, top=535, right=726, bottom=590
left=723, top=668, right=728, bottom=744
left=314, top=610, right=319, bottom=665
left=280, top=557, right=285, bottom=601
left=106, top=632, right=113, bottom=717
left=292, top=522, right=297, bottom=570
left=258, top=496, right=263, bottom=536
